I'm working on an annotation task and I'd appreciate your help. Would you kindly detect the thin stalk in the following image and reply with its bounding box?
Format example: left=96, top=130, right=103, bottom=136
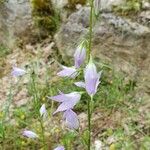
left=39, top=118, right=47, bottom=150
left=87, top=95, right=93, bottom=150
left=88, top=0, right=94, bottom=61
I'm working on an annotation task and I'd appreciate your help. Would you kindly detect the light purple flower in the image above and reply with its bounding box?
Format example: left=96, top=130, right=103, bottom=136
left=49, top=92, right=81, bottom=114
left=40, top=104, right=47, bottom=119
left=84, top=57, right=102, bottom=96
left=54, top=146, right=65, bottom=150
left=57, top=66, right=77, bottom=78
left=63, top=109, right=79, bottom=129
left=74, top=82, right=85, bottom=88
left=74, top=45, right=86, bottom=68
left=22, top=130, right=38, bottom=139
left=11, top=67, right=26, bottom=77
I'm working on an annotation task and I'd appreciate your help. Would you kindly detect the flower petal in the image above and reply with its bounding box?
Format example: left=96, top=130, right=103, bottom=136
left=63, top=109, right=79, bottom=129
left=54, top=146, right=65, bottom=150
left=84, top=56, right=101, bottom=96
left=74, top=46, right=86, bottom=68
left=57, top=66, right=77, bottom=78
left=40, top=104, right=47, bottom=118
left=53, top=92, right=81, bottom=114
left=74, top=81, right=85, bottom=88
left=11, top=67, right=26, bottom=77
left=22, top=130, right=38, bottom=139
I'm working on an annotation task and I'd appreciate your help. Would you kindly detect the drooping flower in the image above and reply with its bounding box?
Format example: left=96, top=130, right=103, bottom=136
left=39, top=104, right=47, bottom=119
left=22, top=130, right=38, bottom=139
left=11, top=67, right=26, bottom=77
left=54, top=146, right=65, bottom=150
left=84, top=56, right=102, bottom=96
left=74, top=56, right=102, bottom=96
left=74, top=45, right=86, bottom=68
left=49, top=92, right=81, bottom=114
left=57, top=66, right=77, bottom=78
left=63, top=109, right=79, bottom=129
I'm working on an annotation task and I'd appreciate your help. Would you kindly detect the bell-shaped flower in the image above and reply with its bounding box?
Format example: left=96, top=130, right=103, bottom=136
left=11, top=67, right=26, bottom=77
left=49, top=92, right=81, bottom=114
left=54, top=146, right=65, bottom=150
left=74, top=45, right=86, bottom=68
left=22, top=130, right=38, bottom=139
left=40, top=104, right=47, bottom=119
left=84, top=56, right=102, bottom=96
left=63, top=109, right=79, bottom=129
left=57, top=66, right=77, bottom=78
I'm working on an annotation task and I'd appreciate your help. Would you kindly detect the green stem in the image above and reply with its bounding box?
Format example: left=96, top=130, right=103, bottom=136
left=88, top=0, right=94, bottom=61
left=39, top=118, right=47, bottom=150
left=87, top=95, right=93, bottom=150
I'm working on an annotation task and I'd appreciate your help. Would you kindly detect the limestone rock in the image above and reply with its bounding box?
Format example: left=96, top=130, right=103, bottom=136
left=55, top=6, right=150, bottom=84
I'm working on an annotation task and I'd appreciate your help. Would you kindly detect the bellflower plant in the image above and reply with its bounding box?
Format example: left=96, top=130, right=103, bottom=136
left=50, top=0, right=101, bottom=149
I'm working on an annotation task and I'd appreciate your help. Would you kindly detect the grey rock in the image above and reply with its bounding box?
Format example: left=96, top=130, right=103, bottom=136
left=55, top=6, right=150, bottom=83
left=0, top=0, right=32, bottom=47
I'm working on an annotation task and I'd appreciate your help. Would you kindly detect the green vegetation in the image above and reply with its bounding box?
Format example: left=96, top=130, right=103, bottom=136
left=114, top=0, right=142, bottom=15
left=1, top=55, right=149, bottom=149
left=31, top=0, right=60, bottom=35
left=0, top=44, right=10, bottom=58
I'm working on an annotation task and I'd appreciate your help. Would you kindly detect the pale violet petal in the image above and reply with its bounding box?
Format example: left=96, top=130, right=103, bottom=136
left=74, top=46, right=86, bottom=68
left=54, top=146, right=65, bottom=150
left=63, top=109, right=79, bottom=129
left=11, top=67, right=26, bottom=77
left=57, top=66, right=77, bottom=78
left=22, top=130, right=38, bottom=139
left=74, top=82, right=85, bottom=88
left=39, top=104, right=47, bottom=118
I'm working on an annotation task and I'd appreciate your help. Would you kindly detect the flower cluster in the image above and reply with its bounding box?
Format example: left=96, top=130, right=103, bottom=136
left=11, top=41, right=102, bottom=149
left=50, top=42, right=102, bottom=130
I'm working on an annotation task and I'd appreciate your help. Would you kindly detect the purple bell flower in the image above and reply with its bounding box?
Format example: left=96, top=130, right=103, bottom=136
left=63, top=109, right=79, bottom=129
left=11, top=67, right=26, bottom=77
left=54, top=146, right=65, bottom=150
left=22, top=130, right=38, bottom=139
left=74, top=45, right=86, bottom=68
left=49, top=92, right=81, bottom=114
left=75, top=56, right=102, bottom=96
left=84, top=56, right=102, bottom=96
left=57, top=66, right=77, bottom=78
left=40, top=104, right=47, bottom=119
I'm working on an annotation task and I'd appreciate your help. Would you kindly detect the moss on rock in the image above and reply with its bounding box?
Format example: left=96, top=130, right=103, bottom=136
left=31, top=0, right=60, bottom=35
